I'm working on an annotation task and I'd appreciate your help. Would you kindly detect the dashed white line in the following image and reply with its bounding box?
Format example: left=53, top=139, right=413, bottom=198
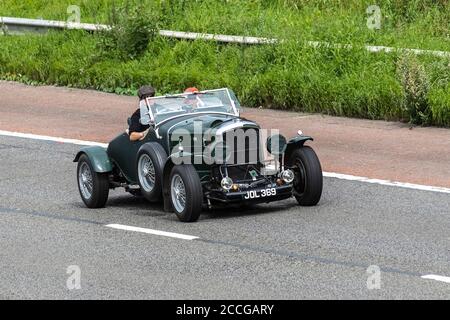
left=1, top=129, right=450, bottom=195
left=105, top=224, right=200, bottom=241
left=421, top=274, right=450, bottom=284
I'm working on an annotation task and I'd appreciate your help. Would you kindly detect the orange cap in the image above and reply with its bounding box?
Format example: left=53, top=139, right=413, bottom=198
left=184, top=87, right=199, bottom=94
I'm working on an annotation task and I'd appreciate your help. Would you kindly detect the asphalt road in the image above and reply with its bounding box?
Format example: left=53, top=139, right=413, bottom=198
left=0, top=135, right=449, bottom=299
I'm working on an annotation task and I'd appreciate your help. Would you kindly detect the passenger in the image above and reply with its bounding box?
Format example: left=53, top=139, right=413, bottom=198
left=184, top=87, right=200, bottom=110
left=129, top=85, right=156, bottom=142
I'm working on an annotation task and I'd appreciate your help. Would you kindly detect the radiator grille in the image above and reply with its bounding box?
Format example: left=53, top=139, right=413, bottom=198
left=223, top=128, right=259, bottom=165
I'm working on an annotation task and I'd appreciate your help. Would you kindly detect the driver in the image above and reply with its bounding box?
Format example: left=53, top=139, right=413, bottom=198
left=129, top=85, right=155, bottom=142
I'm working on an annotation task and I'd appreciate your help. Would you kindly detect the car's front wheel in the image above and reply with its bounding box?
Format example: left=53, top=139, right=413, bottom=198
left=169, top=164, right=203, bottom=222
left=289, top=146, right=323, bottom=206
left=77, top=154, right=109, bottom=208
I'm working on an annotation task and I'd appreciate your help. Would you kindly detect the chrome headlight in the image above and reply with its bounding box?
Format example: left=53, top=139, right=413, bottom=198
left=221, top=177, right=234, bottom=191
left=281, top=169, right=295, bottom=184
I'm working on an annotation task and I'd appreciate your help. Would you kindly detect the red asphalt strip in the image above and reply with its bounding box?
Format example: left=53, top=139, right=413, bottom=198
left=0, top=81, right=449, bottom=188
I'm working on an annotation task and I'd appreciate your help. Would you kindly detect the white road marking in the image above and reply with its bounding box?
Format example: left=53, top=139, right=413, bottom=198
left=323, top=172, right=450, bottom=194
left=0, top=130, right=108, bottom=147
left=421, top=275, right=450, bottom=284
left=1, top=129, right=450, bottom=194
left=105, top=224, right=199, bottom=240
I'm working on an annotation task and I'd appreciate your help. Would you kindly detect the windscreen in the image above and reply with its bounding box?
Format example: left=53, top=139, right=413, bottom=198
left=145, top=88, right=240, bottom=124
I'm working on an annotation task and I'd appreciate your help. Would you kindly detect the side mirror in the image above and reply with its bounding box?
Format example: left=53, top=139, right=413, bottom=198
left=266, top=134, right=287, bottom=156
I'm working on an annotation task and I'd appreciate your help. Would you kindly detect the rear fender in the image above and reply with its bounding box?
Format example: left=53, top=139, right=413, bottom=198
left=73, top=146, right=113, bottom=173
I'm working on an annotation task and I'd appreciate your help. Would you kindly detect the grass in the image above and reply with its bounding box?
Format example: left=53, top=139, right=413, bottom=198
left=0, top=0, right=449, bottom=125
left=1, top=0, right=449, bottom=51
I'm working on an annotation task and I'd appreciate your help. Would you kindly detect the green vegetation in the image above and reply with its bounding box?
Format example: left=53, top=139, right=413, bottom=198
left=0, top=0, right=449, bottom=125
left=397, top=54, right=431, bottom=124
left=98, top=4, right=158, bottom=60
left=1, top=0, right=449, bottom=51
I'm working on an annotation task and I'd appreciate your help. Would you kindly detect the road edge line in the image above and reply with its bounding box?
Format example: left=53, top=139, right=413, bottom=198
left=421, top=274, right=450, bottom=284
left=323, top=172, right=450, bottom=194
left=0, top=130, right=108, bottom=147
left=1, top=129, right=450, bottom=194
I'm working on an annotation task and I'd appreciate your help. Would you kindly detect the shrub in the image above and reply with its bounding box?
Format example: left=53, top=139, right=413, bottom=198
left=396, top=54, right=431, bottom=125
left=97, top=1, right=159, bottom=61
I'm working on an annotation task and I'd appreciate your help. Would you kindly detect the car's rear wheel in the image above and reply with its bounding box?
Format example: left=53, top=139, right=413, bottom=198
left=169, top=164, right=203, bottom=222
left=137, top=143, right=166, bottom=202
left=289, top=146, right=323, bottom=206
left=77, top=154, right=109, bottom=208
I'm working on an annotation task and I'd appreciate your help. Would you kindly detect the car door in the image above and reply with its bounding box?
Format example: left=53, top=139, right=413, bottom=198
left=107, top=133, right=147, bottom=184
left=108, top=101, right=156, bottom=184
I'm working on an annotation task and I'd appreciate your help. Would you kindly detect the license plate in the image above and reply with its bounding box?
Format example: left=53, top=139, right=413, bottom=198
left=244, top=188, right=277, bottom=200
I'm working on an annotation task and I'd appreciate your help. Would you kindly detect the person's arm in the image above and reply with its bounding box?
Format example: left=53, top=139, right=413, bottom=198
left=129, top=111, right=146, bottom=141
left=129, top=131, right=146, bottom=141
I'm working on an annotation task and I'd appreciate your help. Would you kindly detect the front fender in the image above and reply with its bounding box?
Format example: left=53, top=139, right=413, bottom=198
left=73, top=146, right=112, bottom=173
left=285, top=135, right=314, bottom=162
left=287, top=135, right=313, bottom=146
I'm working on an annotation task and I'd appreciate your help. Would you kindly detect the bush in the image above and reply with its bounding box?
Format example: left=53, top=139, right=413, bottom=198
left=397, top=54, right=431, bottom=125
left=97, top=2, right=159, bottom=61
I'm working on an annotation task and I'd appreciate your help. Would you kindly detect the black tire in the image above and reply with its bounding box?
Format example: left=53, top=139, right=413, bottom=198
left=289, top=146, right=323, bottom=206
left=136, top=143, right=166, bottom=202
left=77, top=154, right=109, bottom=208
left=169, top=164, right=203, bottom=222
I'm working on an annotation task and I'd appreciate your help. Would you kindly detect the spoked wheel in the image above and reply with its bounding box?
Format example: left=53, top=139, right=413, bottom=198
left=171, top=174, right=187, bottom=213
left=77, top=154, right=109, bottom=208
left=79, top=162, right=93, bottom=199
left=169, top=164, right=203, bottom=222
left=136, top=143, right=166, bottom=202
left=138, top=154, right=156, bottom=193
left=289, top=146, right=323, bottom=206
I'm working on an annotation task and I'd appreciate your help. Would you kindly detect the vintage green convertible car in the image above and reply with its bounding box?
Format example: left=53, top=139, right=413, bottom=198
left=74, top=88, right=322, bottom=222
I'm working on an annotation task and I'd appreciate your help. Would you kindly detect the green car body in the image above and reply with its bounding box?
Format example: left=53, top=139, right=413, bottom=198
left=74, top=88, right=322, bottom=222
